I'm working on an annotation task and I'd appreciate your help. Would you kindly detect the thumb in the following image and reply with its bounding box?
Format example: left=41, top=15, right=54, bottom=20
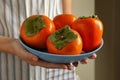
left=25, top=52, right=39, bottom=62
left=31, top=55, right=39, bottom=62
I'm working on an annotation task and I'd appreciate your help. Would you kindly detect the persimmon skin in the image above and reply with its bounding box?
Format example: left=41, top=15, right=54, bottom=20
left=71, top=17, right=103, bottom=52
left=20, top=15, right=56, bottom=50
left=47, top=30, right=83, bottom=55
left=53, top=14, right=76, bottom=30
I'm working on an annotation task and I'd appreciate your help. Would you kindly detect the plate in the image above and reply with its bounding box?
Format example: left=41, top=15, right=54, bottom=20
left=19, top=39, right=104, bottom=64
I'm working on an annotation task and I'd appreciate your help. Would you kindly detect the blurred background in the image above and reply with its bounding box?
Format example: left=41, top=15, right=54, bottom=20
left=73, top=0, right=120, bottom=80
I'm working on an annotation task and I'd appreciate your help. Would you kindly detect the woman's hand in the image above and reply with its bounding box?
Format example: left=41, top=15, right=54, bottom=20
left=11, top=39, right=74, bottom=69
left=11, top=39, right=97, bottom=69
left=72, top=54, right=97, bottom=67
left=0, top=36, right=73, bottom=70
left=80, top=54, right=97, bottom=64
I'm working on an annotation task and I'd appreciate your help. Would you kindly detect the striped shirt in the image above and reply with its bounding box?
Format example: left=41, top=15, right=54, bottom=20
left=0, top=0, right=79, bottom=80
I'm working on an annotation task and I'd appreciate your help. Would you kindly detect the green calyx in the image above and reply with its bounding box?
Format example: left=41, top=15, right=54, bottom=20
left=24, top=16, right=46, bottom=36
left=79, top=15, right=99, bottom=19
left=49, top=26, right=77, bottom=50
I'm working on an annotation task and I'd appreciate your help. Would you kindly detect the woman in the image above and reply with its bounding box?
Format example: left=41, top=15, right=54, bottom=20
left=0, top=0, right=97, bottom=80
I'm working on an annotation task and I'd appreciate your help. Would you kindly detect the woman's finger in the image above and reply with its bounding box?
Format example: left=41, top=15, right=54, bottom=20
left=73, top=62, right=78, bottom=67
left=80, top=58, right=88, bottom=64
left=89, top=54, right=97, bottom=59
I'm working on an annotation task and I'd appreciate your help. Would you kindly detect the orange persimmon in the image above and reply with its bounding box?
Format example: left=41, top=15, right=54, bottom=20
left=20, top=15, right=55, bottom=50
left=53, top=14, right=76, bottom=30
left=46, top=26, right=83, bottom=55
left=71, top=15, right=103, bottom=52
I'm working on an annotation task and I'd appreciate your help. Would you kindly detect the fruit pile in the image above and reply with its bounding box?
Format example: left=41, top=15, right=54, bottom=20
left=20, top=14, right=103, bottom=55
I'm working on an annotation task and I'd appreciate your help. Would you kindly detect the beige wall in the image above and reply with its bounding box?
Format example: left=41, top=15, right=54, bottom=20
left=72, top=0, right=95, bottom=80
left=72, top=0, right=95, bottom=16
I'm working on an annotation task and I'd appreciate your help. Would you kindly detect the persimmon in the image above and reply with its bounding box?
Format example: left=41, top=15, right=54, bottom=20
left=53, top=14, right=76, bottom=30
left=46, top=26, right=83, bottom=55
left=71, top=15, right=103, bottom=52
left=20, top=15, right=55, bottom=50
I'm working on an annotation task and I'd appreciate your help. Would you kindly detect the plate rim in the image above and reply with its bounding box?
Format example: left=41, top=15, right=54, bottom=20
left=19, top=38, right=104, bottom=57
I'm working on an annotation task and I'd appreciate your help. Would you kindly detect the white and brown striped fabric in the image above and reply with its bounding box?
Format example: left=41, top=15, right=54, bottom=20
left=0, top=0, right=79, bottom=80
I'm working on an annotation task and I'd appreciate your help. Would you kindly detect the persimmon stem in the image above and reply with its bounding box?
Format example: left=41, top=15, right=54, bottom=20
left=60, top=35, right=66, bottom=40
